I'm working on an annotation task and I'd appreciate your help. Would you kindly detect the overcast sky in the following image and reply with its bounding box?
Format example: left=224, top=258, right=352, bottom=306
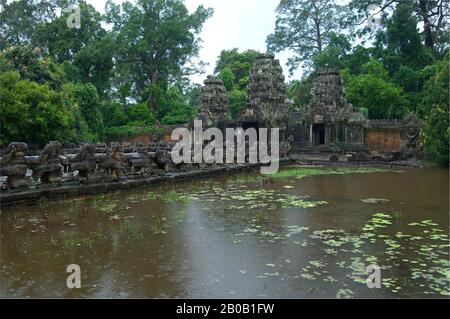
left=86, top=0, right=302, bottom=84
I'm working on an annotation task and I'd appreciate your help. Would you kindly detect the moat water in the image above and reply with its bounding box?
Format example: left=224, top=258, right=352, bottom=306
left=1, top=167, right=449, bottom=298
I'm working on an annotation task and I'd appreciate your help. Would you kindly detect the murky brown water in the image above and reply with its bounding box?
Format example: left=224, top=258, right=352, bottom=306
left=1, top=167, right=449, bottom=298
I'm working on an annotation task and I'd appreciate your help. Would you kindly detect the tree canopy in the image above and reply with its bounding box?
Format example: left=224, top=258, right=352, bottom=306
left=267, top=0, right=346, bottom=73
left=0, top=0, right=212, bottom=147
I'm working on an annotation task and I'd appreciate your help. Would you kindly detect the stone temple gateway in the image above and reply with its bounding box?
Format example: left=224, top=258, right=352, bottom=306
left=194, top=63, right=369, bottom=153
left=154, top=56, right=420, bottom=156
left=289, top=69, right=367, bottom=151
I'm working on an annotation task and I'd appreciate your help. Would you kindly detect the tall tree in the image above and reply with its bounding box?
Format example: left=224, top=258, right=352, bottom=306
left=0, top=0, right=78, bottom=50
left=214, top=49, right=260, bottom=119
left=312, top=33, right=352, bottom=69
left=373, top=1, right=432, bottom=74
left=72, top=34, right=116, bottom=96
left=266, top=0, right=346, bottom=72
left=214, top=48, right=259, bottom=87
left=36, top=1, right=106, bottom=63
left=106, top=0, right=213, bottom=115
left=348, top=0, right=449, bottom=56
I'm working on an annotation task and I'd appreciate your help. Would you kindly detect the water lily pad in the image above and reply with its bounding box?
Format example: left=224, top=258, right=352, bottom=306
left=336, top=289, right=354, bottom=299
left=361, top=198, right=390, bottom=204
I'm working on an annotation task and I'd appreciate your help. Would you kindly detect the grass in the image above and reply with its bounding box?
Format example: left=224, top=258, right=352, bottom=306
left=148, top=218, right=168, bottom=235
left=119, top=219, right=144, bottom=239
left=146, top=190, right=189, bottom=203
left=266, top=167, right=387, bottom=179
left=60, top=232, right=97, bottom=249
left=229, top=166, right=389, bottom=184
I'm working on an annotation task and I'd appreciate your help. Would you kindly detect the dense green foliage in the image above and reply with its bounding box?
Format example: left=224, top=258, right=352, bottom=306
left=214, top=49, right=260, bottom=119
left=0, top=71, right=74, bottom=146
left=422, top=105, right=449, bottom=167
left=0, top=0, right=211, bottom=146
left=420, top=60, right=449, bottom=167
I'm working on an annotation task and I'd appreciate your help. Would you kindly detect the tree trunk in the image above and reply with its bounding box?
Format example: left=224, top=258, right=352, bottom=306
left=418, top=0, right=434, bottom=53
left=311, top=3, right=322, bottom=53
left=147, top=69, right=159, bottom=114
left=316, top=25, right=322, bottom=52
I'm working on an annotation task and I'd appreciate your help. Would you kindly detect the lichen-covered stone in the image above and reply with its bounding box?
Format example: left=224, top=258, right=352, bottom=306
left=400, top=112, right=423, bottom=152
left=99, top=144, right=126, bottom=179
left=0, top=142, right=29, bottom=188
left=33, top=141, right=63, bottom=184
left=197, top=75, right=229, bottom=129
left=70, top=144, right=97, bottom=181
left=242, top=53, right=290, bottom=129
left=290, top=68, right=367, bottom=149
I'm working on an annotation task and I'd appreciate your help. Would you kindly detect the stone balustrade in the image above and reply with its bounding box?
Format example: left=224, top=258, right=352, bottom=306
left=0, top=139, right=293, bottom=191
left=0, top=141, right=182, bottom=191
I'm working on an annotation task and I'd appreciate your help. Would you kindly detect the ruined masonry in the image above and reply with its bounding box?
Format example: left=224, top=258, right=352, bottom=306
left=196, top=75, right=229, bottom=130
left=238, top=53, right=291, bottom=135
left=290, top=68, right=367, bottom=151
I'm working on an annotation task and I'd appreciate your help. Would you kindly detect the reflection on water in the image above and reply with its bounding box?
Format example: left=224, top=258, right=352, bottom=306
left=1, top=167, right=449, bottom=298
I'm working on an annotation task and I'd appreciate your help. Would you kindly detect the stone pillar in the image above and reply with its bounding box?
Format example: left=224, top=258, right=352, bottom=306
left=325, top=125, right=331, bottom=145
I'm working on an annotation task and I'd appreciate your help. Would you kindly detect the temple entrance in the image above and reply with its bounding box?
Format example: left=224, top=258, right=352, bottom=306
left=242, top=122, right=259, bottom=131
left=241, top=122, right=260, bottom=138
left=313, top=124, right=325, bottom=145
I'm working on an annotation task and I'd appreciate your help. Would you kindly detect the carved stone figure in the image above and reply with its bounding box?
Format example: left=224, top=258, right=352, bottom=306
left=280, top=135, right=294, bottom=158
left=70, top=144, right=96, bottom=182
left=329, top=154, right=339, bottom=162
left=33, top=141, right=63, bottom=183
left=0, top=142, right=29, bottom=189
left=151, top=131, right=164, bottom=144
left=348, top=151, right=372, bottom=162
left=99, top=145, right=126, bottom=179
left=155, top=142, right=177, bottom=172
left=401, top=112, right=424, bottom=152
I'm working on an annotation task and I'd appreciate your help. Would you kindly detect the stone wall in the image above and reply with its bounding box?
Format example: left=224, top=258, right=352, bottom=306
left=365, top=128, right=402, bottom=153
left=104, top=125, right=189, bottom=146
left=106, top=133, right=151, bottom=145
left=364, top=119, right=402, bottom=153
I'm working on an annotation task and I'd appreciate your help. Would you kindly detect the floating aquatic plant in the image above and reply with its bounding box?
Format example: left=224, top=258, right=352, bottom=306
left=360, top=198, right=390, bottom=204
left=336, top=289, right=354, bottom=299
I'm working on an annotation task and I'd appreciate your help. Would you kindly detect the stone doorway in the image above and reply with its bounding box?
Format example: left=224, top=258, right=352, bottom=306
left=241, top=122, right=261, bottom=138
left=313, top=124, right=326, bottom=145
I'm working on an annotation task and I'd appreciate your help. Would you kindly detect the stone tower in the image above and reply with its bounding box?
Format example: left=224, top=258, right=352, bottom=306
left=297, top=68, right=367, bottom=148
left=240, top=53, right=289, bottom=130
left=310, top=68, right=347, bottom=109
left=196, top=75, right=229, bottom=129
